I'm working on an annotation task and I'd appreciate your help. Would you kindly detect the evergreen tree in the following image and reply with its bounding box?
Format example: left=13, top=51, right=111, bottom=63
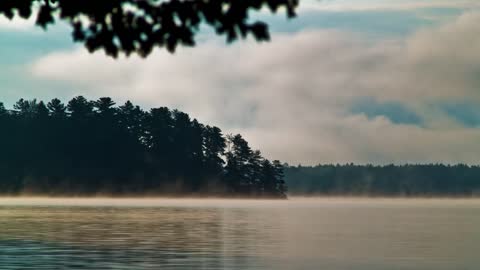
left=47, top=98, right=67, bottom=118
left=0, top=97, right=287, bottom=198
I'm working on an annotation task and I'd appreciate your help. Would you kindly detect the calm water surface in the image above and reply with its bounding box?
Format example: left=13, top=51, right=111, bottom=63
left=0, top=198, right=479, bottom=270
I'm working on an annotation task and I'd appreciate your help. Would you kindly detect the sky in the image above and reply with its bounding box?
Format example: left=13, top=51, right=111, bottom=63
left=1, top=0, right=480, bottom=165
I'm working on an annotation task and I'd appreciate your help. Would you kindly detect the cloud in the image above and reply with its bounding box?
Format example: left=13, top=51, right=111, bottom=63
left=349, top=97, right=422, bottom=125
left=0, top=16, right=36, bottom=31
left=299, top=0, right=480, bottom=12
left=29, top=11, right=480, bottom=165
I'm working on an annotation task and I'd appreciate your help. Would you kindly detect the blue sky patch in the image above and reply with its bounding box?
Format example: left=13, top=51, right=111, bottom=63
left=441, top=102, right=480, bottom=128
left=350, top=97, right=423, bottom=125
left=260, top=7, right=463, bottom=37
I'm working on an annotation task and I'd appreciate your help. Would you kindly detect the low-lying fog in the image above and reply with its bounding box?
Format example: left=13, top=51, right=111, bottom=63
left=1, top=197, right=480, bottom=208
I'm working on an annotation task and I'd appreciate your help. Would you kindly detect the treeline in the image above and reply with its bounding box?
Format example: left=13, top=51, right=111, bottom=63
left=285, top=164, right=480, bottom=196
left=0, top=97, right=287, bottom=198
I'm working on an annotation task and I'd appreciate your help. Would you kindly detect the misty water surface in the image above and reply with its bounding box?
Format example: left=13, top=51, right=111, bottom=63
left=0, top=198, right=479, bottom=270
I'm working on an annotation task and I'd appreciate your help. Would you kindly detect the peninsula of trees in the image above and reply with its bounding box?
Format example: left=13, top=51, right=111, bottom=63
left=285, top=164, right=480, bottom=196
left=0, top=97, right=287, bottom=198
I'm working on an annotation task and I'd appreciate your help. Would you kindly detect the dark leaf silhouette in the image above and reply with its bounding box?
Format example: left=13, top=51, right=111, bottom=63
left=0, top=0, right=299, bottom=57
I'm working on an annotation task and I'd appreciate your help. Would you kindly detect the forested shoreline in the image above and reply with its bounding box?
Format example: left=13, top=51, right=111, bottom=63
left=3, top=97, right=480, bottom=199
left=285, top=164, right=480, bottom=196
left=0, top=97, right=287, bottom=198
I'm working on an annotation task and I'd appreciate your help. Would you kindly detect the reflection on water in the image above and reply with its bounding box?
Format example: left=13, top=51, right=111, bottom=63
left=0, top=198, right=479, bottom=270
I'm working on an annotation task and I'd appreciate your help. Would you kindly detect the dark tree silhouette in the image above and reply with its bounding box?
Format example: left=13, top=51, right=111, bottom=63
left=0, top=0, right=298, bottom=57
left=0, top=97, right=287, bottom=198
left=285, top=164, right=480, bottom=196
left=222, top=134, right=285, bottom=196
left=47, top=98, right=67, bottom=118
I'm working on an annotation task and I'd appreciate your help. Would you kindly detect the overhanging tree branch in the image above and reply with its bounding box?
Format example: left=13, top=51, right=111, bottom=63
left=0, top=0, right=298, bottom=57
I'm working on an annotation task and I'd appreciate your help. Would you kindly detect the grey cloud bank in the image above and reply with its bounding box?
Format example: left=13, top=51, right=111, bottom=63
left=29, top=11, right=480, bottom=165
left=299, top=0, right=480, bottom=12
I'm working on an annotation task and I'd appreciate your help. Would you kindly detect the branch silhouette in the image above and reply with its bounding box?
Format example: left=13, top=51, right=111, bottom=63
left=0, top=0, right=298, bottom=57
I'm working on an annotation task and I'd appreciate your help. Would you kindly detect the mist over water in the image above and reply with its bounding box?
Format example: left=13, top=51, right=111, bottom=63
left=0, top=198, right=479, bottom=270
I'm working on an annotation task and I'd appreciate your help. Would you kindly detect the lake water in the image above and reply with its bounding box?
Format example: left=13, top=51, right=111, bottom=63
left=0, top=198, right=478, bottom=270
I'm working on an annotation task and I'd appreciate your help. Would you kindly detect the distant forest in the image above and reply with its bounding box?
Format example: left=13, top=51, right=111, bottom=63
left=285, top=164, right=480, bottom=196
left=0, top=97, right=287, bottom=198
